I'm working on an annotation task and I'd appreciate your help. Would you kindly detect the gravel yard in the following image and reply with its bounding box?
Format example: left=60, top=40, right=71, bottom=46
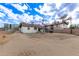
left=0, top=31, right=79, bottom=56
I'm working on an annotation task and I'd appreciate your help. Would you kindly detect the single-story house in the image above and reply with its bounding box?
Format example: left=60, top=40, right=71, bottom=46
left=19, top=22, right=40, bottom=33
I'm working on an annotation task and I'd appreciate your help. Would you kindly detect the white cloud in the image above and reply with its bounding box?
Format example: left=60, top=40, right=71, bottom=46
left=34, top=15, right=43, bottom=21
left=65, top=4, right=79, bottom=24
left=35, top=3, right=79, bottom=25
left=0, top=19, right=4, bottom=23
left=35, top=3, right=54, bottom=15
left=0, top=4, right=44, bottom=24
left=35, top=3, right=63, bottom=16
left=71, top=19, right=79, bottom=24
left=0, top=19, right=4, bottom=28
left=11, top=4, right=28, bottom=13
left=0, top=4, right=36, bottom=24
left=0, top=12, right=5, bottom=17
left=55, top=3, right=62, bottom=9
left=0, top=5, right=28, bottom=23
left=0, top=5, right=19, bottom=20
left=35, top=3, right=57, bottom=24
left=17, top=14, right=44, bottom=24
left=17, top=13, right=34, bottom=23
left=0, top=5, right=24, bottom=24
left=1, top=3, right=79, bottom=25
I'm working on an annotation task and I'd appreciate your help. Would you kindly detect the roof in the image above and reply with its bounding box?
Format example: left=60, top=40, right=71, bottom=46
left=21, top=22, right=43, bottom=28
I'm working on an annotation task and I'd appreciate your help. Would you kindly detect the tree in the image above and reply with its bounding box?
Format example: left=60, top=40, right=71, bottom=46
left=60, top=14, right=67, bottom=20
left=60, top=15, right=74, bottom=34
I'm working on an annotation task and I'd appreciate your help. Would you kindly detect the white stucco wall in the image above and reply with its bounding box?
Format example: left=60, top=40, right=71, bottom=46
left=60, top=24, right=68, bottom=29
left=20, top=27, right=38, bottom=33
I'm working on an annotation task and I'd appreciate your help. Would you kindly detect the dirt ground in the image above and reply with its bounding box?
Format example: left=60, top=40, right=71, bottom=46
left=0, top=31, right=79, bottom=56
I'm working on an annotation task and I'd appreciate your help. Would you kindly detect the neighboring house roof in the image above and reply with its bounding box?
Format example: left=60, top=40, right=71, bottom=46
left=21, top=22, right=43, bottom=28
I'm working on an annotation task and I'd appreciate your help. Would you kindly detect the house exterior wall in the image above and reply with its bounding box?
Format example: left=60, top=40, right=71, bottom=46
left=20, top=27, right=38, bottom=33
left=60, top=24, right=69, bottom=29
left=53, top=24, right=68, bottom=30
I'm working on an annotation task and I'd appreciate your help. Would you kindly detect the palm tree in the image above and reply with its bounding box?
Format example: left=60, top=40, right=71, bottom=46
left=60, top=15, right=72, bottom=28
left=67, top=17, right=73, bottom=34
left=60, top=14, right=67, bottom=20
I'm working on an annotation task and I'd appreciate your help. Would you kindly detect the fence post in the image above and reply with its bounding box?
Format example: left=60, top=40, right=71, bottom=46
left=70, top=28, right=73, bottom=34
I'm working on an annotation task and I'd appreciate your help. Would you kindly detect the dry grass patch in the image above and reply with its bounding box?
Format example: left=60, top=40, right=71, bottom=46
left=0, top=35, right=9, bottom=45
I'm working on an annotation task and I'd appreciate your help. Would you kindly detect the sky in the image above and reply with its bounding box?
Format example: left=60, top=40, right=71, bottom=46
left=0, top=3, right=79, bottom=27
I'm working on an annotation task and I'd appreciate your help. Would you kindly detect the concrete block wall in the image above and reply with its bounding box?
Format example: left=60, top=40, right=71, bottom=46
left=53, top=28, right=79, bottom=35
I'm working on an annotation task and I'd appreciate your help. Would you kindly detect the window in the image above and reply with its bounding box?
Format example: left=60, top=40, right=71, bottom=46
left=27, top=27, right=30, bottom=30
left=34, top=27, right=37, bottom=30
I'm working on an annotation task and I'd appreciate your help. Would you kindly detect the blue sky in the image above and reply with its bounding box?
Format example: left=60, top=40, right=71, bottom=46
left=0, top=3, right=79, bottom=26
